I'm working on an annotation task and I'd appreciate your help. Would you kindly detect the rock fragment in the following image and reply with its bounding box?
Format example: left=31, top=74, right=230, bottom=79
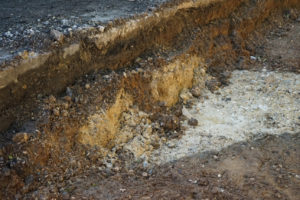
left=188, top=118, right=198, bottom=126
left=53, top=108, right=60, bottom=116
left=180, top=89, right=193, bottom=104
left=164, top=115, right=180, bottom=131
left=62, top=191, right=70, bottom=200
left=49, top=95, right=56, bottom=103
left=61, top=110, right=69, bottom=117
left=12, top=132, right=30, bottom=143
left=66, top=87, right=73, bottom=97
left=50, top=29, right=64, bottom=42
left=142, top=172, right=148, bottom=177
left=191, top=86, right=202, bottom=98
left=205, top=79, right=221, bottom=91
left=85, top=83, right=91, bottom=89
left=2, top=167, right=11, bottom=176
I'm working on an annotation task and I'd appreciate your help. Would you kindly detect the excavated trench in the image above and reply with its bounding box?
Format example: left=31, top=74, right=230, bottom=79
left=0, top=0, right=299, bottom=199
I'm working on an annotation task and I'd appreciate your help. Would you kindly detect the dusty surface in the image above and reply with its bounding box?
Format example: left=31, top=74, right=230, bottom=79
left=0, top=0, right=166, bottom=61
left=0, top=0, right=299, bottom=199
left=61, top=133, right=300, bottom=200
left=151, top=70, right=300, bottom=165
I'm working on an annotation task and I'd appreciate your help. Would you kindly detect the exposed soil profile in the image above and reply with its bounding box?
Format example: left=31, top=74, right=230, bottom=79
left=0, top=0, right=299, bottom=199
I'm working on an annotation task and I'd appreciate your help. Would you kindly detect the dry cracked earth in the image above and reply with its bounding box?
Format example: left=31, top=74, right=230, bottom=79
left=0, top=0, right=300, bottom=200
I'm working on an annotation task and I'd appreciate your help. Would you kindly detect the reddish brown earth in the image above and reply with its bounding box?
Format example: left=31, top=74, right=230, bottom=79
left=0, top=0, right=299, bottom=199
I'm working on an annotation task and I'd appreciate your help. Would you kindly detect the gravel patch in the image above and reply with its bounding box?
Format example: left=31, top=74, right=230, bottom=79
left=151, top=69, right=300, bottom=164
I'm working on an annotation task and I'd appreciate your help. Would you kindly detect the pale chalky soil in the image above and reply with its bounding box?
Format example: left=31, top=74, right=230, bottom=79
left=151, top=69, right=300, bottom=164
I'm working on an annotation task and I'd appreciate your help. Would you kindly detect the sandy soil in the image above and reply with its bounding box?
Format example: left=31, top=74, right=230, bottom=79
left=0, top=1, right=299, bottom=199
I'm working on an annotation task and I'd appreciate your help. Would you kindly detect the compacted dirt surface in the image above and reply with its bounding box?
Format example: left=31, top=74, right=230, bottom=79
left=61, top=133, right=300, bottom=200
left=0, top=0, right=166, bottom=62
left=0, top=0, right=300, bottom=199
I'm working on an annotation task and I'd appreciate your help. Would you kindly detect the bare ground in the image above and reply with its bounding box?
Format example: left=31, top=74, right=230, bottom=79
left=0, top=0, right=166, bottom=61
left=0, top=1, right=299, bottom=199
left=44, top=18, right=300, bottom=200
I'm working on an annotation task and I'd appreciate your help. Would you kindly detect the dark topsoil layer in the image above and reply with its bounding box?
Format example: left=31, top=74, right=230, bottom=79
left=0, top=0, right=166, bottom=61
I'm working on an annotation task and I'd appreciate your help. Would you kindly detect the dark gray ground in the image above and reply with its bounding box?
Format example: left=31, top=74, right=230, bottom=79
left=0, top=0, right=166, bottom=62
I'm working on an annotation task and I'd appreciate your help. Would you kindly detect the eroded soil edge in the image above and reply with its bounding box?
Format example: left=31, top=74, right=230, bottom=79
left=0, top=0, right=299, bottom=199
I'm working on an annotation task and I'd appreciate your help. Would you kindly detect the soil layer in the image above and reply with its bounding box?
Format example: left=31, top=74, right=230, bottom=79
left=0, top=0, right=299, bottom=199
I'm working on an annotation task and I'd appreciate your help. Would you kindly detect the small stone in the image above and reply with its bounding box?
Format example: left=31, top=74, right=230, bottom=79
left=180, top=89, right=193, bottom=103
left=167, top=141, right=177, bottom=148
left=85, top=83, right=90, bottom=89
left=49, top=95, right=56, bottom=103
left=98, top=25, right=105, bottom=32
left=188, top=179, right=198, bottom=184
left=205, top=79, right=221, bottom=91
left=62, top=103, right=69, bottom=109
left=12, top=132, right=29, bottom=143
left=103, top=75, right=110, bottom=79
left=64, top=96, right=72, bottom=102
left=188, top=118, right=198, bottom=126
left=191, top=86, right=202, bottom=98
left=61, top=110, right=69, bottom=117
left=120, top=188, right=126, bottom=192
left=164, top=115, right=180, bottom=131
left=143, top=161, right=148, bottom=168
left=142, top=172, right=148, bottom=177
left=62, top=191, right=70, bottom=200
left=289, top=9, right=298, bottom=20
left=108, top=21, right=113, bottom=26
left=66, top=87, right=73, bottom=97
left=4, top=31, right=13, bottom=38
left=53, top=108, right=60, bottom=116
left=51, top=29, right=64, bottom=42
left=2, top=167, right=11, bottom=176
left=61, top=19, right=69, bottom=26
left=114, top=166, right=120, bottom=172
